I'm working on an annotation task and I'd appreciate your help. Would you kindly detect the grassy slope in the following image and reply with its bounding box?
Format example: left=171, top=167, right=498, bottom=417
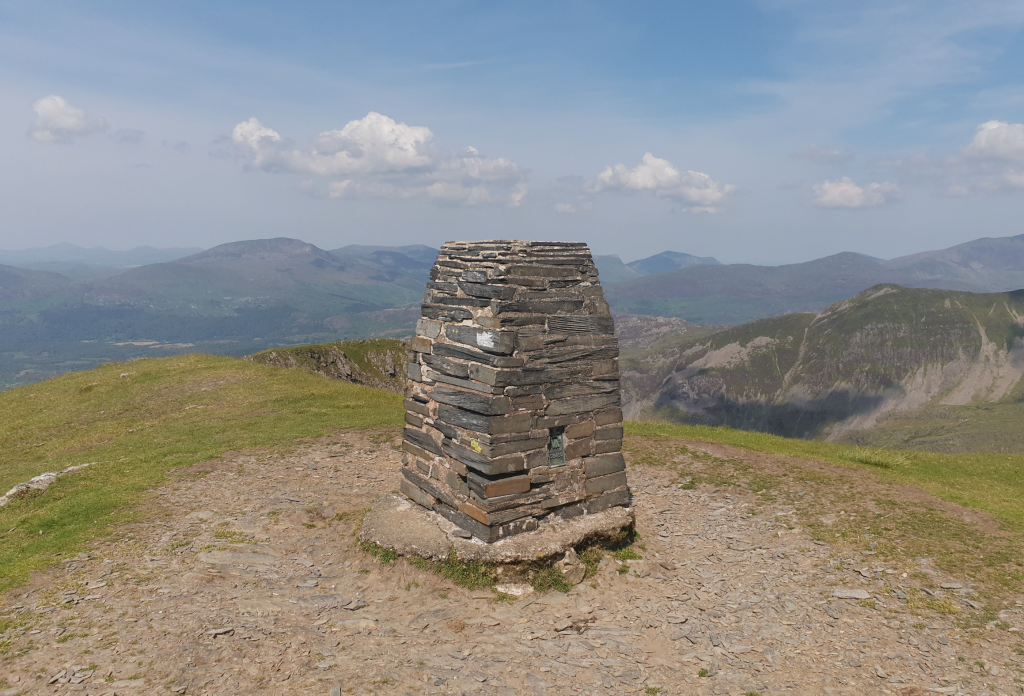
left=627, top=421, right=1024, bottom=533
left=246, top=338, right=407, bottom=392
left=0, top=354, right=403, bottom=592
left=839, top=398, right=1024, bottom=453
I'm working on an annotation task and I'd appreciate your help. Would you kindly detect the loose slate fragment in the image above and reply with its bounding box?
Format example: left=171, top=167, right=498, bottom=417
left=833, top=589, right=872, bottom=600
left=402, top=240, right=629, bottom=541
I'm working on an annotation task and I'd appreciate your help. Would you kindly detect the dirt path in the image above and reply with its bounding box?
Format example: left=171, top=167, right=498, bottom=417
left=1, top=431, right=1021, bottom=695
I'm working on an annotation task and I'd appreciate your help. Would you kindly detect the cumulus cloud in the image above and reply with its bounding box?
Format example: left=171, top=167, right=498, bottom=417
left=587, top=153, right=734, bottom=211
left=963, top=120, right=1024, bottom=163
left=956, top=120, right=1024, bottom=191
left=878, top=120, right=1024, bottom=195
left=554, top=203, right=576, bottom=214
left=230, top=112, right=527, bottom=206
left=812, top=177, right=901, bottom=208
left=29, top=95, right=108, bottom=143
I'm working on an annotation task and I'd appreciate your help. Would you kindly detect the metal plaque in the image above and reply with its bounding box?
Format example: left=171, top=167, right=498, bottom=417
left=548, top=427, right=566, bottom=467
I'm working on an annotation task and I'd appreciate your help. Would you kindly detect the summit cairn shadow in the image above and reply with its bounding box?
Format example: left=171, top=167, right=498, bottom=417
left=400, top=240, right=631, bottom=543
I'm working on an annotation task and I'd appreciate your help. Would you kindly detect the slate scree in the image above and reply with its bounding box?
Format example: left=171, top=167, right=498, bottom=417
left=401, top=240, right=631, bottom=542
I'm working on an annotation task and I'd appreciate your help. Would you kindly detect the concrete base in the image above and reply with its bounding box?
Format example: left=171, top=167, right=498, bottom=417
left=359, top=494, right=635, bottom=564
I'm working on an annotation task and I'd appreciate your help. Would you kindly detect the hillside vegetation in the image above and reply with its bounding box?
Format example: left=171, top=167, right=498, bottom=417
left=623, top=284, right=1024, bottom=451
left=245, top=338, right=407, bottom=392
left=0, top=354, right=404, bottom=591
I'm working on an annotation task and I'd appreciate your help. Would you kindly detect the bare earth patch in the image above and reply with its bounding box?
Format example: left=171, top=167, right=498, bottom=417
left=1, top=431, right=1022, bottom=695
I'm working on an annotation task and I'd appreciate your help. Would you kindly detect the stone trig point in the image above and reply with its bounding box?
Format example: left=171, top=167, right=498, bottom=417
left=363, top=240, right=632, bottom=559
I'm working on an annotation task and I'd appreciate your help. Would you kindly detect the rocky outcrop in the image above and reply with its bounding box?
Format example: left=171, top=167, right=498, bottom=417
left=244, top=338, right=406, bottom=393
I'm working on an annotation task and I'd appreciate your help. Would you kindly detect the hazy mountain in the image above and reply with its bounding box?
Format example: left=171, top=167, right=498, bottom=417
left=333, top=243, right=439, bottom=264
left=626, top=250, right=720, bottom=275
left=80, top=238, right=430, bottom=310
left=604, top=236, right=1024, bottom=324
left=0, top=238, right=431, bottom=389
left=593, top=255, right=643, bottom=284
left=621, top=284, right=1024, bottom=452
left=0, top=243, right=203, bottom=279
left=593, top=251, right=720, bottom=284
left=883, top=233, right=1024, bottom=291
left=0, top=264, right=76, bottom=300
left=606, top=251, right=897, bottom=324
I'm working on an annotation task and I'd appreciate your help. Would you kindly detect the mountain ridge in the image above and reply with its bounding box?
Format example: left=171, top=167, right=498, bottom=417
left=621, top=283, right=1024, bottom=451
left=606, top=236, right=1024, bottom=324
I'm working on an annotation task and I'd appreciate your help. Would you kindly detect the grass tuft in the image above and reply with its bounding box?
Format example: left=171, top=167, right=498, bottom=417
left=360, top=541, right=397, bottom=564
left=531, top=566, right=571, bottom=593
left=434, top=553, right=496, bottom=590
left=577, top=547, right=604, bottom=579
left=614, top=547, right=642, bottom=561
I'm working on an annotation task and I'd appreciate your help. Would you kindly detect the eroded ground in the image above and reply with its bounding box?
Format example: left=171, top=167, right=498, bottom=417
left=1, top=431, right=1022, bottom=696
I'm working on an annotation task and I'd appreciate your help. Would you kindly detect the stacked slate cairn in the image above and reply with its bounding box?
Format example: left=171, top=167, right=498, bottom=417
left=401, top=240, right=630, bottom=542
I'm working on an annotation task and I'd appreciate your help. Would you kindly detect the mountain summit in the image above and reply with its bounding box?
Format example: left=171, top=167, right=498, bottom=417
left=178, top=238, right=336, bottom=264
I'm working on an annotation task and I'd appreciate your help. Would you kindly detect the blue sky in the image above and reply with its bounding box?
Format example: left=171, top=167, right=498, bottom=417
left=2, top=0, right=1023, bottom=263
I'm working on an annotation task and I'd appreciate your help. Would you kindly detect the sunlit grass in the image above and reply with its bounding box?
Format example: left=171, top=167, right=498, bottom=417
left=626, top=421, right=1024, bottom=532
left=0, top=354, right=403, bottom=591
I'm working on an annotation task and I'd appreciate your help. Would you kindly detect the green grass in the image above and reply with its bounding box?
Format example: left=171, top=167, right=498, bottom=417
left=0, top=353, right=404, bottom=592
left=531, top=566, right=571, bottom=593
left=360, top=541, right=398, bottom=564
left=627, top=421, right=1024, bottom=533
left=433, top=554, right=497, bottom=590
left=613, top=547, right=642, bottom=561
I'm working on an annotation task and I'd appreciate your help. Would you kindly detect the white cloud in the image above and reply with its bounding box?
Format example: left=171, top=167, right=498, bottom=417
left=812, top=177, right=901, bottom=208
left=29, top=95, right=108, bottom=143
left=554, top=203, right=576, bottom=214
left=231, top=112, right=527, bottom=206
left=587, top=153, right=734, bottom=211
left=963, top=120, right=1024, bottom=163
left=956, top=120, right=1024, bottom=192
left=875, top=120, right=1024, bottom=195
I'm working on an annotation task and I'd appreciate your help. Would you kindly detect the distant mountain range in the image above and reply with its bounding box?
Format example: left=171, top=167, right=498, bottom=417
left=5, top=232, right=1024, bottom=393
left=620, top=284, right=1024, bottom=452
left=606, top=234, right=1024, bottom=324
left=594, top=251, right=720, bottom=283
left=0, top=238, right=433, bottom=388
left=0, top=243, right=203, bottom=280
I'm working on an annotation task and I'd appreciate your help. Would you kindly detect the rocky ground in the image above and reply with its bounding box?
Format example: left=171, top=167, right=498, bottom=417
left=1, top=431, right=1022, bottom=696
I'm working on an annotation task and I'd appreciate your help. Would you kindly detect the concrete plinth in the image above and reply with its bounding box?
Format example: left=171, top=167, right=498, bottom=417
left=359, top=494, right=634, bottom=564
